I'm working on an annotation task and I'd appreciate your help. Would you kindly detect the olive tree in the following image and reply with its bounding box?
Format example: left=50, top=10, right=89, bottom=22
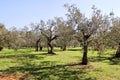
left=65, top=4, right=105, bottom=65
left=91, top=15, right=110, bottom=56
left=55, top=17, right=75, bottom=50
left=108, top=15, right=120, bottom=57
left=39, top=20, right=58, bottom=54
left=6, top=27, right=22, bottom=50
left=31, top=23, right=45, bottom=51
left=0, top=23, right=8, bottom=50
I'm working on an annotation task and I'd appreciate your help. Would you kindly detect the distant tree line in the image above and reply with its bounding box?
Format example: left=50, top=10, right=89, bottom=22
left=0, top=4, right=120, bottom=65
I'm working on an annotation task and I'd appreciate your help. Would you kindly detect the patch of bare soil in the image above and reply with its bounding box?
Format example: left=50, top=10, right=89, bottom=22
left=0, top=74, right=28, bottom=80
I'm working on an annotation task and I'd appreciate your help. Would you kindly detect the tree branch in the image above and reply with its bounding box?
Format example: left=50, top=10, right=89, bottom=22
left=51, top=35, right=58, bottom=41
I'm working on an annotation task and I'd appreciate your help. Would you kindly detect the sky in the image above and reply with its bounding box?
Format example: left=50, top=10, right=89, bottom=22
left=0, top=0, right=120, bottom=29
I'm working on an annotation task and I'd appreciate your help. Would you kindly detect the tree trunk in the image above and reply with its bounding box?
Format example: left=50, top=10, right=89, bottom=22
left=35, top=39, right=40, bottom=51
left=35, top=43, right=39, bottom=52
left=81, top=44, right=88, bottom=65
left=62, top=45, right=66, bottom=51
left=48, top=42, right=55, bottom=54
left=0, top=46, right=3, bottom=51
left=39, top=46, right=43, bottom=51
left=115, top=43, right=120, bottom=57
left=35, top=45, right=39, bottom=51
left=81, top=36, right=89, bottom=65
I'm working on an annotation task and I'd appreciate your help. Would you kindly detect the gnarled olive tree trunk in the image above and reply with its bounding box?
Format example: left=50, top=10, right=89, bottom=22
left=81, top=36, right=89, bottom=65
left=35, top=38, right=42, bottom=51
left=115, top=43, right=120, bottom=57
left=82, top=44, right=88, bottom=65
left=48, top=42, right=54, bottom=54
left=61, top=44, right=66, bottom=51
left=35, top=39, right=40, bottom=51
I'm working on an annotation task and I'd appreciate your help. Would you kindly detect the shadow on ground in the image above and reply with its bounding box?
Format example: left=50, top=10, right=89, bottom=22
left=0, top=60, right=95, bottom=80
left=67, top=48, right=82, bottom=51
left=0, top=53, right=45, bottom=61
left=89, top=54, right=120, bottom=65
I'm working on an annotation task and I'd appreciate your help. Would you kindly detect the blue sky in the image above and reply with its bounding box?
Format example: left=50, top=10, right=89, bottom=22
left=0, top=0, right=120, bottom=29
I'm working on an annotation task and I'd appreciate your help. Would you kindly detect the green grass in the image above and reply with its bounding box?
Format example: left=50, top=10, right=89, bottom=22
left=0, top=47, right=120, bottom=80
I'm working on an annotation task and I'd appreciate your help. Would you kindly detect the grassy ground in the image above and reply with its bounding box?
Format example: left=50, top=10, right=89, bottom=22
left=0, top=47, right=120, bottom=80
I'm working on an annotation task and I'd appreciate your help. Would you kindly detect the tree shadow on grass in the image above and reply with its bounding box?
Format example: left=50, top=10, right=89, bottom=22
left=67, top=48, right=82, bottom=51
left=37, top=52, right=58, bottom=56
left=0, top=53, right=45, bottom=60
left=89, top=56, right=110, bottom=62
left=89, top=54, right=120, bottom=65
left=39, top=48, right=63, bottom=53
left=108, top=57, right=120, bottom=65
left=0, top=60, right=96, bottom=80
